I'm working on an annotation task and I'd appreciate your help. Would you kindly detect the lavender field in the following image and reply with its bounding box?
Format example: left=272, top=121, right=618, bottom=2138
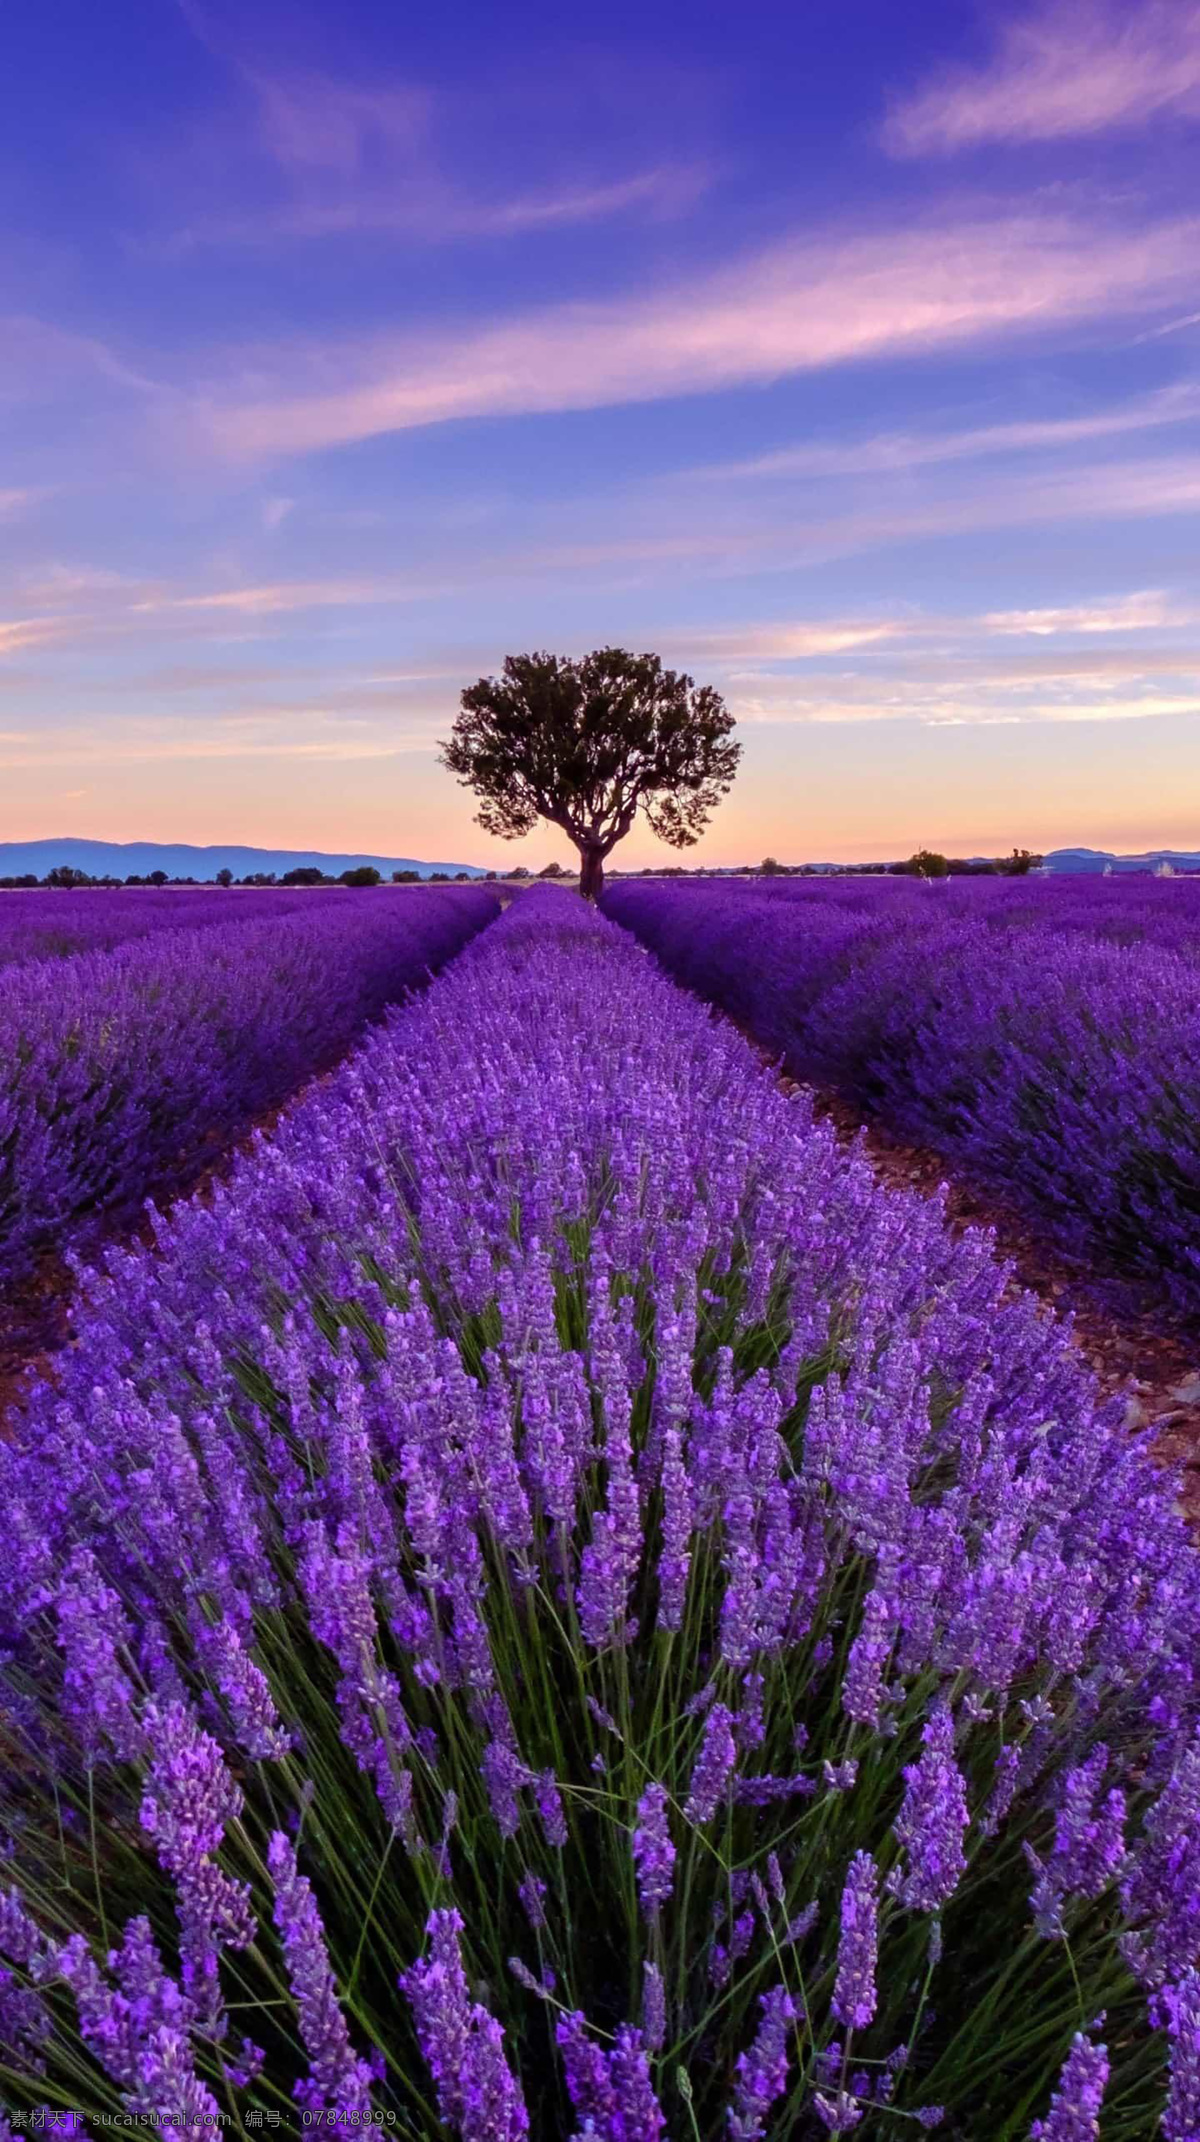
left=0, top=889, right=330, bottom=971
left=605, top=877, right=1200, bottom=1315
left=1, top=887, right=1199, bottom=2136
left=0, top=886, right=497, bottom=1288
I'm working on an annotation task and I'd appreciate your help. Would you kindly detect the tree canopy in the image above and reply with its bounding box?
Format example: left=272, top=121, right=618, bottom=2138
left=440, top=647, right=740, bottom=897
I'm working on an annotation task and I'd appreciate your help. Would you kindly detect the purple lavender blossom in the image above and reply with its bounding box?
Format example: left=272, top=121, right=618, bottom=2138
left=139, top=1701, right=254, bottom=1952
left=555, top=2010, right=665, bottom=2140
left=1028, top=2033, right=1109, bottom=2140
left=841, top=1586, right=893, bottom=1730
left=728, top=1986, right=802, bottom=2139
left=684, top=1704, right=738, bottom=1826
left=631, top=1784, right=675, bottom=1920
left=889, top=1710, right=969, bottom=1913
left=402, top=1908, right=528, bottom=2141
left=536, top=1770, right=568, bottom=1850
left=55, top=1548, right=143, bottom=1765
left=642, top=1963, right=666, bottom=2054
left=812, top=2091, right=863, bottom=2133
left=268, top=1831, right=375, bottom=2115
left=832, top=1853, right=879, bottom=2032
left=1162, top=1970, right=1200, bottom=2142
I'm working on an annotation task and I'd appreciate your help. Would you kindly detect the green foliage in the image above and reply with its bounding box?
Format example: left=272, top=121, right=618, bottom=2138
left=440, top=647, right=741, bottom=894
left=997, top=848, right=1043, bottom=877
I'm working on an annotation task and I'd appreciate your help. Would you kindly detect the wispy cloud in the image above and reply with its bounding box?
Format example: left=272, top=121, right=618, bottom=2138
left=884, top=0, right=1200, bottom=156
left=163, top=164, right=707, bottom=252
left=1131, top=310, right=1200, bottom=346
left=0, top=316, right=164, bottom=401
left=695, top=382, right=1200, bottom=483
left=676, top=596, right=1199, bottom=670
left=159, top=22, right=707, bottom=252
left=983, top=591, right=1187, bottom=635
left=682, top=621, right=914, bottom=660
left=0, top=618, right=70, bottom=656
left=189, top=206, right=1200, bottom=460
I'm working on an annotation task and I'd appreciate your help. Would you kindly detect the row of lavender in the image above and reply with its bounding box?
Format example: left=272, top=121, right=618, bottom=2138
left=1, top=888, right=1198, bottom=2133
left=0, top=888, right=327, bottom=969
left=0, top=887, right=497, bottom=1287
left=605, top=879, right=1200, bottom=1314
left=744, top=873, right=1200, bottom=962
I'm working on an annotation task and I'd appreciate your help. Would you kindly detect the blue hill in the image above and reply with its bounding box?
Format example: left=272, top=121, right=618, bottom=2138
left=0, top=838, right=485, bottom=881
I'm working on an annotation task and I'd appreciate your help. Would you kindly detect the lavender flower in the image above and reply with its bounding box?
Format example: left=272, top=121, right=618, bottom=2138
left=684, top=1704, right=738, bottom=1826
left=1162, top=1970, right=1200, bottom=2142
left=889, top=1710, right=969, bottom=1913
left=268, top=1831, right=375, bottom=2114
left=1028, top=2033, right=1109, bottom=2140
left=555, top=2011, right=665, bottom=2140
left=728, top=1986, right=802, bottom=2139
left=832, top=1853, right=879, bottom=2032
left=631, top=1784, right=675, bottom=1919
left=402, top=1908, right=528, bottom=2141
left=517, top=1872, right=547, bottom=1931
left=812, top=2092, right=863, bottom=2133
left=642, top=1962, right=666, bottom=2054
left=139, top=1701, right=254, bottom=1952
left=536, top=1769, right=568, bottom=1850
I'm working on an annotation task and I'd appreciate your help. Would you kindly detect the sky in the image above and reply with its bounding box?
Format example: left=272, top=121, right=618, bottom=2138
left=4, top=0, right=1200, bottom=867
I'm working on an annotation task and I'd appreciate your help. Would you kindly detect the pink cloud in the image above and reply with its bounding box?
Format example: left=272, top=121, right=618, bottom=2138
left=193, top=206, right=1200, bottom=460
left=697, top=381, right=1200, bottom=483
left=884, top=0, right=1200, bottom=155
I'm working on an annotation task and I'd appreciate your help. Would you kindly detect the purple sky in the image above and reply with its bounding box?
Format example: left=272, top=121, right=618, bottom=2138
left=4, top=0, right=1200, bottom=865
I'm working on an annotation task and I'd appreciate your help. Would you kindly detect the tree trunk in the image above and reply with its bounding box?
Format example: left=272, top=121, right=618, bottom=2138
left=578, top=845, right=605, bottom=902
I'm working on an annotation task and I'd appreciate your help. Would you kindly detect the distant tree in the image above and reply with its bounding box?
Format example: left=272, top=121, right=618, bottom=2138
left=339, top=866, right=381, bottom=887
left=215, top=867, right=234, bottom=887
left=282, top=866, right=328, bottom=886
left=996, top=847, right=1042, bottom=877
left=759, top=856, right=784, bottom=876
left=441, top=647, right=741, bottom=900
left=241, top=872, right=278, bottom=886
left=391, top=869, right=422, bottom=884
left=505, top=867, right=531, bottom=881
left=45, top=865, right=92, bottom=889
left=146, top=869, right=168, bottom=887
left=453, top=871, right=472, bottom=881
left=906, top=850, right=950, bottom=880
left=483, top=870, right=498, bottom=881
left=537, top=861, right=567, bottom=878
left=429, top=872, right=451, bottom=883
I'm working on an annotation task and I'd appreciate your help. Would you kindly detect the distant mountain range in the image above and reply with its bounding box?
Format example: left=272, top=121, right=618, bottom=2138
left=1043, top=848, right=1200, bottom=874
left=0, top=838, right=485, bottom=881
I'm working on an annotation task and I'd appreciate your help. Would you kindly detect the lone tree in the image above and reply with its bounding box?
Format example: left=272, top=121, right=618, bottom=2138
left=440, top=647, right=741, bottom=900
